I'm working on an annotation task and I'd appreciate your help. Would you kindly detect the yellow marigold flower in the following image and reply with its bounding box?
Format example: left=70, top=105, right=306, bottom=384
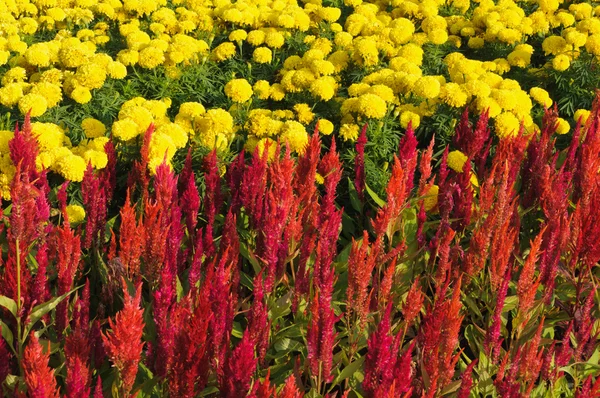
left=76, top=63, right=107, bottom=90
left=253, top=137, right=277, bottom=160
left=18, top=93, right=47, bottom=117
left=310, top=76, right=337, bottom=101
left=318, top=6, right=341, bottom=22
left=574, top=109, right=590, bottom=125
left=552, top=54, right=570, bottom=71
left=529, top=87, right=552, bottom=108
left=0, top=83, right=24, bottom=107
left=507, top=50, right=531, bottom=68
left=195, top=108, right=234, bottom=141
left=112, top=118, right=140, bottom=141
left=293, top=103, right=314, bottom=124
left=81, top=118, right=106, bottom=138
left=83, top=150, right=108, bottom=169
left=494, top=112, right=521, bottom=138
left=66, top=204, right=86, bottom=224
left=555, top=118, right=570, bottom=135
left=265, top=31, right=285, bottom=49
left=447, top=150, right=468, bottom=172
left=156, top=123, right=188, bottom=148
left=270, top=84, right=286, bottom=101
left=178, top=102, right=206, bottom=119
left=468, top=37, right=485, bottom=49
left=253, top=47, right=272, bottom=64
left=428, top=29, right=448, bottom=45
left=357, top=94, right=387, bottom=119
left=423, top=184, right=439, bottom=212
left=212, top=42, right=236, bottom=62
left=32, top=122, right=65, bottom=152
left=225, top=79, right=253, bottom=103
left=247, top=30, right=266, bottom=46
left=542, top=36, right=568, bottom=56
left=0, top=130, right=14, bottom=153
left=71, top=86, right=92, bottom=104
left=139, top=46, right=165, bottom=69
left=229, top=29, right=247, bottom=43
left=55, top=154, right=86, bottom=182
left=30, top=82, right=62, bottom=108
left=24, top=43, right=51, bottom=67
left=413, top=76, right=441, bottom=99
left=280, top=121, right=308, bottom=153
left=339, top=123, right=360, bottom=141
left=117, top=49, right=139, bottom=66
left=253, top=80, right=270, bottom=100
left=318, top=119, right=334, bottom=135
left=400, top=111, right=421, bottom=129
left=440, top=83, right=468, bottom=107
left=107, top=61, right=127, bottom=79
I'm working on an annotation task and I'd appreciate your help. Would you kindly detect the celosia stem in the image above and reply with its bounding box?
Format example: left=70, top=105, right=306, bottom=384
left=16, top=237, right=23, bottom=376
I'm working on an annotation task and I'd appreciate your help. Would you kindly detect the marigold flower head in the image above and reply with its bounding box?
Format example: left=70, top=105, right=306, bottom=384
left=19, top=93, right=48, bottom=117
left=225, top=78, right=253, bottom=103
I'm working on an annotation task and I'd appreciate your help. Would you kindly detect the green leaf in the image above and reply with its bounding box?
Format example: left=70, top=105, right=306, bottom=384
left=25, top=287, right=80, bottom=337
left=348, top=177, right=362, bottom=213
left=274, top=338, right=302, bottom=352
left=365, top=183, right=386, bottom=207
left=332, top=356, right=365, bottom=386
left=176, top=276, right=184, bottom=302
left=0, top=295, right=17, bottom=318
left=0, top=321, right=15, bottom=355
left=232, top=321, right=244, bottom=339
left=200, top=386, right=220, bottom=396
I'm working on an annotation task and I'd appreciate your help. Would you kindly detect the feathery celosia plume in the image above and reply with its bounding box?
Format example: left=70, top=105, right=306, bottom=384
left=457, top=359, right=478, bottom=398
left=82, top=164, right=108, bottom=249
left=9, top=113, right=38, bottom=182
left=53, top=209, right=82, bottom=335
left=363, top=302, right=398, bottom=397
left=372, top=156, right=406, bottom=238
left=93, top=376, right=103, bottom=398
left=248, top=370, right=276, bottom=398
left=220, top=331, right=258, bottom=397
left=346, top=231, right=377, bottom=331
left=102, top=282, right=145, bottom=397
left=519, top=320, right=545, bottom=387
left=402, top=278, right=424, bottom=326
left=118, top=190, right=145, bottom=280
left=180, top=168, right=201, bottom=239
left=517, top=230, right=544, bottom=321
left=354, top=123, right=368, bottom=200
left=398, top=123, right=418, bottom=195
left=22, top=333, right=60, bottom=398
left=248, top=274, right=270, bottom=365
left=102, top=140, right=117, bottom=203
left=127, top=124, right=154, bottom=199
left=65, top=281, right=92, bottom=398
left=485, top=267, right=511, bottom=362
left=278, top=375, right=304, bottom=398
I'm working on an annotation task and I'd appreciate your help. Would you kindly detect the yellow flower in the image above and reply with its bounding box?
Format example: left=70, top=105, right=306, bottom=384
left=269, top=84, right=286, bottom=101
left=494, top=112, right=521, bottom=138
left=55, top=154, right=87, bottom=182
left=18, top=93, right=48, bottom=117
left=107, top=61, right=128, bottom=79
left=310, top=76, right=337, bottom=101
left=412, top=76, right=441, bottom=99
left=225, top=79, right=253, bottom=103
left=253, top=80, right=270, bottom=100
left=358, top=94, right=387, bottom=119
left=139, top=47, right=165, bottom=69
left=555, top=118, right=570, bottom=135
left=265, top=31, right=285, bottom=49
left=400, top=111, right=421, bottom=129
left=0, top=83, right=24, bottom=107
left=339, top=123, right=360, bottom=141
left=529, top=87, right=552, bottom=108
left=280, top=121, right=308, bottom=153
left=447, top=150, right=468, bottom=172
left=212, top=42, right=237, bottom=62
left=66, top=204, right=86, bottom=224
left=318, top=119, right=334, bottom=135
left=229, top=29, right=247, bottom=43
left=440, top=83, right=468, bottom=107
left=423, top=184, right=439, bottom=212
left=574, top=109, right=590, bottom=125
left=82, top=118, right=106, bottom=138
left=112, top=118, right=140, bottom=141
left=30, top=82, right=62, bottom=108
left=253, top=47, right=272, bottom=64
left=552, top=55, right=570, bottom=71
left=293, top=103, right=314, bottom=124
left=71, top=86, right=92, bottom=104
